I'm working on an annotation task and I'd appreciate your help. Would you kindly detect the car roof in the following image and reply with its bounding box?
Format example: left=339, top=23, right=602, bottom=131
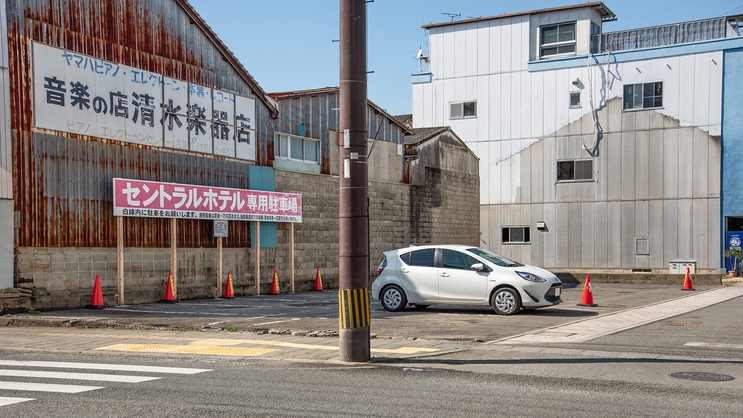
left=385, top=244, right=476, bottom=255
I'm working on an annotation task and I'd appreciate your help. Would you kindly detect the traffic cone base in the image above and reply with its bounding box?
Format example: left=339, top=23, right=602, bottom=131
left=577, top=274, right=598, bottom=307
left=314, top=268, right=323, bottom=291
left=270, top=270, right=281, bottom=295
left=85, top=274, right=107, bottom=309
left=160, top=272, right=181, bottom=303
left=682, top=267, right=695, bottom=291
left=222, top=271, right=235, bottom=299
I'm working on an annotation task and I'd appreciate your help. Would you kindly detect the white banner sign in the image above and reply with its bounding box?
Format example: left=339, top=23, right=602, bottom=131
left=32, top=42, right=257, bottom=160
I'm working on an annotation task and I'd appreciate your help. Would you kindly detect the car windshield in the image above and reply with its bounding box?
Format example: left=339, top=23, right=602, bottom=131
left=466, top=247, right=523, bottom=267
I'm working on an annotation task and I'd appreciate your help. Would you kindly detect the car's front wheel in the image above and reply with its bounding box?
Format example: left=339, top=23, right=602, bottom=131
left=491, top=287, right=521, bottom=315
left=380, top=285, right=407, bottom=312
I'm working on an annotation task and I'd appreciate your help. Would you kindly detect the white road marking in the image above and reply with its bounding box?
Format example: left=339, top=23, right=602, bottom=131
left=253, top=318, right=301, bottom=326
left=0, top=369, right=160, bottom=383
left=0, top=397, right=35, bottom=406
left=492, top=286, right=743, bottom=344
left=0, top=382, right=103, bottom=393
left=684, top=342, right=743, bottom=350
left=0, top=361, right=211, bottom=375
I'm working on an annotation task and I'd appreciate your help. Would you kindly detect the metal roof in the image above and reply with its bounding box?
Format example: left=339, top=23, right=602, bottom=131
left=422, top=2, right=615, bottom=29
left=268, top=88, right=414, bottom=135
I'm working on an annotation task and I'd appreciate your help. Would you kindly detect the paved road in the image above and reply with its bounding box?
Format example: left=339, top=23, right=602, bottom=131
left=2, top=283, right=743, bottom=416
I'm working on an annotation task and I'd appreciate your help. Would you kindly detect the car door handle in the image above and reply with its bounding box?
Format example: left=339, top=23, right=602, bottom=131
left=401, top=268, right=409, bottom=273
left=440, top=272, right=450, bottom=278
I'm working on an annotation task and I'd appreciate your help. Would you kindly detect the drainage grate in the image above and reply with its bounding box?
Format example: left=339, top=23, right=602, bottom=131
left=670, top=372, right=734, bottom=382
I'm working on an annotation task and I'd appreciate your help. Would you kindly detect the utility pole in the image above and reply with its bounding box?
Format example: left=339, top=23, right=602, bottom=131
left=338, top=0, right=370, bottom=362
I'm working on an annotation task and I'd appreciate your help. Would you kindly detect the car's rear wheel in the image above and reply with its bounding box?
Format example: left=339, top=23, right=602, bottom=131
left=380, top=285, right=407, bottom=312
left=491, top=287, right=521, bottom=315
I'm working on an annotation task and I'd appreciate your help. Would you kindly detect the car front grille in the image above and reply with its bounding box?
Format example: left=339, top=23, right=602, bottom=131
left=544, top=284, right=562, bottom=303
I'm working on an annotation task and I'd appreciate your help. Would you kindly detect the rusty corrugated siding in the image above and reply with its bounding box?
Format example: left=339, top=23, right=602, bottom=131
left=9, top=0, right=277, bottom=248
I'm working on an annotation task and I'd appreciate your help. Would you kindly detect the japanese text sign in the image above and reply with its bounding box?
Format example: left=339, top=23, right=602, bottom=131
left=33, top=42, right=256, bottom=161
left=113, top=178, right=302, bottom=222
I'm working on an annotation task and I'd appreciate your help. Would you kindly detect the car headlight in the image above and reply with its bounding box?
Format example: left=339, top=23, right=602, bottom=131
left=516, top=271, right=547, bottom=282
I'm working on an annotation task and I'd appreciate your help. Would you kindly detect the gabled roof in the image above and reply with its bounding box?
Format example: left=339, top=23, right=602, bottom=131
left=268, top=87, right=414, bottom=135
left=175, top=0, right=278, bottom=117
left=404, top=126, right=479, bottom=160
left=422, top=2, right=615, bottom=29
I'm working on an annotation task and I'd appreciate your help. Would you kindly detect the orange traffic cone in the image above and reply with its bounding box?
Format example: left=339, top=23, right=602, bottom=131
left=160, top=272, right=180, bottom=303
left=577, top=274, right=598, bottom=307
left=222, top=271, right=235, bottom=299
left=682, top=267, right=695, bottom=291
left=270, top=270, right=281, bottom=295
left=85, top=274, right=107, bottom=309
left=314, top=268, right=323, bottom=291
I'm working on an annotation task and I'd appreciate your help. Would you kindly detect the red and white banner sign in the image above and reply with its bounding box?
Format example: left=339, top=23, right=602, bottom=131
left=113, top=178, right=302, bottom=222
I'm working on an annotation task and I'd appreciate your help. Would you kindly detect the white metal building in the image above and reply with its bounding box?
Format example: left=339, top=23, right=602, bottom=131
left=412, top=2, right=743, bottom=276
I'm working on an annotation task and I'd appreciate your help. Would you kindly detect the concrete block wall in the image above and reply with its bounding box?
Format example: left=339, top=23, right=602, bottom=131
left=10, top=166, right=480, bottom=311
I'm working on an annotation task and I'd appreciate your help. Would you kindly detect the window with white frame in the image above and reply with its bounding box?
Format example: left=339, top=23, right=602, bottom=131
left=540, top=22, right=576, bottom=58
left=275, top=133, right=320, bottom=164
left=623, top=82, right=663, bottom=110
left=449, top=101, right=477, bottom=119
left=557, top=159, right=593, bottom=182
left=502, top=226, right=530, bottom=244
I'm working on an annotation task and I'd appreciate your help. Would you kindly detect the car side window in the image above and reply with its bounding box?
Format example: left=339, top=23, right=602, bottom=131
left=442, top=249, right=480, bottom=270
left=407, top=249, right=436, bottom=267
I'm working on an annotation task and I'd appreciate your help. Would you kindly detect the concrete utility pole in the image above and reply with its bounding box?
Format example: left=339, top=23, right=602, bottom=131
left=338, top=0, right=370, bottom=362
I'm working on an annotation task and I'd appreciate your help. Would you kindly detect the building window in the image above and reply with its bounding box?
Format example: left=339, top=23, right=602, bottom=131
left=570, top=92, right=581, bottom=108
left=502, top=226, right=530, bottom=244
left=275, top=133, right=320, bottom=164
left=623, top=82, right=663, bottom=110
left=450, top=101, right=477, bottom=119
left=590, top=22, right=601, bottom=53
left=557, top=160, right=593, bottom=182
left=540, top=22, right=576, bottom=58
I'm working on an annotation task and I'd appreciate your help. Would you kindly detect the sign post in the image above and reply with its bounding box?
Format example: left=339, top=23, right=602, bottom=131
left=112, top=178, right=302, bottom=302
left=214, top=220, right=228, bottom=297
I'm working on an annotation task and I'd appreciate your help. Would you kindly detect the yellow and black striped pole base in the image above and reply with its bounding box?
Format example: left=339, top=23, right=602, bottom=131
left=338, top=288, right=371, bottom=362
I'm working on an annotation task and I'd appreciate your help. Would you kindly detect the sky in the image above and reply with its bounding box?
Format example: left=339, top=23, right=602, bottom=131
left=187, top=0, right=743, bottom=116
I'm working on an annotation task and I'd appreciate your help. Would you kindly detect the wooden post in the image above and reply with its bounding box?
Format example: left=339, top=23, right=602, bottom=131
left=254, top=221, right=260, bottom=295
left=170, top=218, right=177, bottom=298
left=216, top=236, right=223, bottom=298
left=290, top=222, right=295, bottom=293
left=117, top=216, right=124, bottom=305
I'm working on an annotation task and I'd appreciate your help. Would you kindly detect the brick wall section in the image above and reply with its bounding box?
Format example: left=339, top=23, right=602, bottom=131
left=411, top=168, right=480, bottom=247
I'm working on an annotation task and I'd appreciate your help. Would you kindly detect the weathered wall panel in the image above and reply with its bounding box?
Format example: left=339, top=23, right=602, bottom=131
left=8, top=0, right=280, bottom=249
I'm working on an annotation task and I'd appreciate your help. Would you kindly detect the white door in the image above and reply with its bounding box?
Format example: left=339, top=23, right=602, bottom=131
left=438, top=249, right=488, bottom=303
left=397, top=248, right=438, bottom=303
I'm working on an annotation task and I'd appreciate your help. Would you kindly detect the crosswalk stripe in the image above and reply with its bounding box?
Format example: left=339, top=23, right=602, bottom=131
left=0, top=397, right=35, bottom=406
left=0, top=369, right=160, bottom=383
left=0, top=382, right=103, bottom=393
left=0, top=360, right=210, bottom=375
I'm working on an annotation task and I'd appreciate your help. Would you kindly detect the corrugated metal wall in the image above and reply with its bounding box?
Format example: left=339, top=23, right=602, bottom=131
left=1, top=0, right=11, bottom=199
left=8, top=0, right=278, bottom=248
left=273, top=90, right=407, bottom=176
left=414, top=11, right=728, bottom=271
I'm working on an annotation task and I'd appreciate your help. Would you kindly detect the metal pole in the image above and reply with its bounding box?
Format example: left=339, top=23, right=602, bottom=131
left=170, top=218, right=177, bottom=299
left=217, top=236, right=223, bottom=298
left=338, top=0, right=370, bottom=362
left=117, top=216, right=124, bottom=305
left=254, top=221, right=261, bottom=295
left=290, top=222, right=295, bottom=293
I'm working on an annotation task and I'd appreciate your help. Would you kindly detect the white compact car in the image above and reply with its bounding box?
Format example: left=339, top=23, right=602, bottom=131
left=371, top=245, right=562, bottom=315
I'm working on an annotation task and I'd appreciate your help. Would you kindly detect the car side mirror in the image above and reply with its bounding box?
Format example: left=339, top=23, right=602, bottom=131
left=471, top=263, right=485, bottom=271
